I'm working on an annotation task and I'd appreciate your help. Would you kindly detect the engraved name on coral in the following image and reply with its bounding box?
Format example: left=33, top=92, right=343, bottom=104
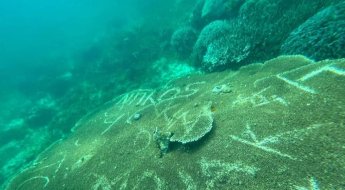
left=116, top=89, right=156, bottom=108
left=277, top=63, right=345, bottom=94
left=16, top=176, right=50, bottom=190
left=132, top=129, right=152, bottom=153
left=101, top=114, right=125, bottom=135
left=294, top=177, right=320, bottom=190
left=199, top=157, right=258, bottom=189
left=230, top=123, right=328, bottom=160
left=157, top=81, right=206, bottom=102
left=91, top=174, right=112, bottom=190
left=100, top=82, right=207, bottom=134
left=114, top=81, right=206, bottom=109
left=233, top=87, right=289, bottom=107
left=14, top=154, right=67, bottom=189
left=132, top=170, right=167, bottom=190
left=178, top=170, right=197, bottom=190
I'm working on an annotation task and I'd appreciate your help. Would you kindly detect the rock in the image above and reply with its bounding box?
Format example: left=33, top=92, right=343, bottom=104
left=153, top=128, right=172, bottom=157
left=133, top=113, right=141, bottom=120
left=192, top=20, right=251, bottom=71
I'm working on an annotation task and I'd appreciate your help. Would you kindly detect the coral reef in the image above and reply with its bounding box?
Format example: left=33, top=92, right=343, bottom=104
left=170, top=26, right=197, bottom=58
left=2, top=0, right=345, bottom=188
left=193, top=19, right=252, bottom=71
left=192, top=20, right=231, bottom=70
left=190, top=0, right=245, bottom=28
left=5, top=56, right=345, bottom=189
left=201, top=0, right=227, bottom=18
left=281, top=2, right=345, bottom=60
left=191, top=0, right=340, bottom=72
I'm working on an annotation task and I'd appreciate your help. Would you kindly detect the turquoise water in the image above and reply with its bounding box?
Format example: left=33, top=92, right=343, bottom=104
left=1, top=0, right=345, bottom=189
left=0, top=0, right=132, bottom=185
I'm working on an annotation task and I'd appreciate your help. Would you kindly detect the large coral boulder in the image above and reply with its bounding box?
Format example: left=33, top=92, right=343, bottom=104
left=281, top=2, right=345, bottom=60
left=191, top=0, right=340, bottom=72
left=5, top=56, right=345, bottom=189
left=170, top=27, right=197, bottom=58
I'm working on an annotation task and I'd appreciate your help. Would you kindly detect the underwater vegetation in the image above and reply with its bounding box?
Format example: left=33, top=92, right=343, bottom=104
left=1, top=0, right=345, bottom=189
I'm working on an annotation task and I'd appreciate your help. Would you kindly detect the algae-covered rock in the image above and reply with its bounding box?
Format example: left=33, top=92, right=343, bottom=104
left=5, top=56, right=345, bottom=189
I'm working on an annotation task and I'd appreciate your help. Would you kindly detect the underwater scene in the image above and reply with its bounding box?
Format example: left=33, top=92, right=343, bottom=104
left=1, top=0, right=345, bottom=189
